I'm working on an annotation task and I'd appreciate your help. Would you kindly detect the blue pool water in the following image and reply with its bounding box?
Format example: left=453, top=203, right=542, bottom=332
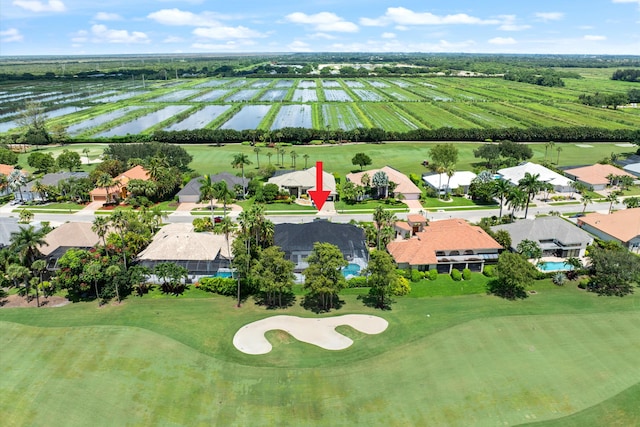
left=215, top=271, right=233, bottom=278
left=538, top=261, right=574, bottom=272
left=342, top=263, right=361, bottom=277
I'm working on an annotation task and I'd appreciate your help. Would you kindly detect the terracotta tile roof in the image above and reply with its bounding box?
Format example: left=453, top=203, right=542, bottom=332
left=394, top=221, right=412, bottom=231
left=346, top=166, right=421, bottom=196
left=564, top=164, right=634, bottom=186
left=407, top=214, right=427, bottom=224
left=387, top=218, right=502, bottom=266
left=118, top=165, right=150, bottom=182
left=578, top=208, right=640, bottom=243
left=0, top=164, right=15, bottom=176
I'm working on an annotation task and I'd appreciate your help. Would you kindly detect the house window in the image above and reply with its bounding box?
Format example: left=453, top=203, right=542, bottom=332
left=449, top=251, right=460, bottom=256
left=436, top=251, right=445, bottom=256
left=464, top=250, right=474, bottom=255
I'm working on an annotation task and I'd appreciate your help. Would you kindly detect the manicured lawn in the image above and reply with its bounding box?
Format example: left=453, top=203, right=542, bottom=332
left=335, top=199, right=409, bottom=212
left=13, top=202, right=85, bottom=212
left=1, top=281, right=639, bottom=426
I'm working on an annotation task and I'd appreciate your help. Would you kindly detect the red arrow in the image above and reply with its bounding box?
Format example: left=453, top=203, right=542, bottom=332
left=307, top=161, right=331, bottom=211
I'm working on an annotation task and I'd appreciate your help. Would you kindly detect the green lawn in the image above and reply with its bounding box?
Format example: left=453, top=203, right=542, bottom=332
left=335, top=199, right=409, bottom=212
left=1, top=281, right=639, bottom=426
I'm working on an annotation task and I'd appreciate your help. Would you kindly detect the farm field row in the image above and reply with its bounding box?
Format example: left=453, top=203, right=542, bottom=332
left=1, top=75, right=639, bottom=136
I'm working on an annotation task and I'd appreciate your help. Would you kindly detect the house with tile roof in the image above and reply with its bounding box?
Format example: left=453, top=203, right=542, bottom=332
left=136, top=223, right=233, bottom=280
left=274, top=220, right=368, bottom=281
left=177, top=173, right=249, bottom=203
left=498, top=162, right=574, bottom=193
left=387, top=218, right=502, bottom=273
left=89, top=165, right=150, bottom=203
left=492, top=216, right=593, bottom=258
left=422, top=171, right=477, bottom=195
left=564, top=164, right=634, bottom=191
left=20, top=172, right=89, bottom=202
left=577, top=208, right=640, bottom=252
left=346, top=166, right=421, bottom=200
left=268, top=166, right=337, bottom=200
left=394, top=214, right=428, bottom=239
left=39, top=222, right=102, bottom=269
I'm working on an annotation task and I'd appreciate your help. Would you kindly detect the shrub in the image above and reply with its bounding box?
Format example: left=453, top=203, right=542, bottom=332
left=346, top=276, right=368, bottom=288
left=451, top=269, right=462, bottom=281
left=462, top=268, right=472, bottom=280
left=552, top=272, right=566, bottom=286
left=193, top=217, right=213, bottom=232
left=198, top=277, right=236, bottom=296
left=428, top=269, right=438, bottom=280
left=578, top=278, right=589, bottom=289
left=483, top=265, right=495, bottom=277
left=410, top=269, right=422, bottom=282
left=396, top=269, right=410, bottom=279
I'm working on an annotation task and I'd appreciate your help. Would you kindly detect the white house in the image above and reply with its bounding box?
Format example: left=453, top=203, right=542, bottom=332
left=268, top=166, right=337, bottom=200
left=498, top=162, right=574, bottom=193
left=422, top=171, right=477, bottom=195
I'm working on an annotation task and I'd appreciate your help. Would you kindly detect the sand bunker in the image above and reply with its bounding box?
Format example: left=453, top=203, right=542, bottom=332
left=575, top=144, right=593, bottom=148
left=233, top=314, right=388, bottom=355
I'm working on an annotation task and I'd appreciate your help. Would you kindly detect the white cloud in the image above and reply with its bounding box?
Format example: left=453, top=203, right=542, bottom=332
left=1, top=28, right=23, bottom=42
left=612, top=0, right=640, bottom=4
left=360, top=7, right=500, bottom=27
left=288, top=40, right=311, bottom=52
left=12, top=0, right=65, bottom=12
left=91, top=24, right=150, bottom=44
left=285, top=12, right=358, bottom=32
left=193, top=25, right=264, bottom=40
left=147, top=9, right=219, bottom=26
left=489, top=37, right=517, bottom=45
left=381, top=32, right=396, bottom=39
left=163, top=36, right=185, bottom=43
left=94, top=12, right=122, bottom=21
left=192, top=41, right=254, bottom=50
left=584, top=35, right=607, bottom=40
left=310, top=32, right=336, bottom=40
left=497, top=15, right=531, bottom=31
left=535, top=12, right=565, bottom=21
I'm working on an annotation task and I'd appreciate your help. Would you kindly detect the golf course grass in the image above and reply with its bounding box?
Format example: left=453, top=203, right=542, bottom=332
left=1, top=281, right=639, bottom=426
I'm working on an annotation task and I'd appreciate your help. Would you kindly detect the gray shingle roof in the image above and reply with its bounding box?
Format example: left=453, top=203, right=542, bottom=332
left=274, top=220, right=367, bottom=259
left=492, top=216, right=592, bottom=250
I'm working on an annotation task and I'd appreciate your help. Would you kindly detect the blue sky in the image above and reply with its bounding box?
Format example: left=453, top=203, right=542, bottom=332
left=1, top=0, right=639, bottom=56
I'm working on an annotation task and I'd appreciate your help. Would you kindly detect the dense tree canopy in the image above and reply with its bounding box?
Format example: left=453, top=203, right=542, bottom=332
left=586, top=244, right=640, bottom=296
left=303, top=242, right=347, bottom=312
left=488, top=252, right=538, bottom=300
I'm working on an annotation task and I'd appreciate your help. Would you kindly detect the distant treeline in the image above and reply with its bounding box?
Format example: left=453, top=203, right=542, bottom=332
left=579, top=88, right=640, bottom=108
left=62, top=126, right=640, bottom=146
left=503, top=70, right=567, bottom=87
left=611, top=69, right=640, bottom=82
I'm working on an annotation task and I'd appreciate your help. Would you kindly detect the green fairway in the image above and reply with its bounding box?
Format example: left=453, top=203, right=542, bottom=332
left=1, top=282, right=640, bottom=426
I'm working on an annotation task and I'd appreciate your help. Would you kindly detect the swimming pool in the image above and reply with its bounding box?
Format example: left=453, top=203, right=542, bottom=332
left=538, top=261, right=574, bottom=272
left=342, top=263, right=361, bottom=277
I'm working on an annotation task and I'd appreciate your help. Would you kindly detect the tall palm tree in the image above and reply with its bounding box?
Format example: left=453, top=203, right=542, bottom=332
left=30, top=259, right=47, bottom=308
left=215, top=216, right=239, bottom=306
left=10, top=225, right=47, bottom=266
left=518, top=172, right=543, bottom=219
left=109, top=210, right=133, bottom=271
left=581, top=194, right=593, bottom=214
left=253, top=146, right=261, bottom=168
left=95, top=172, right=115, bottom=204
left=266, top=152, right=273, bottom=165
left=231, top=153, right=252, bottom=197
left=556, top=146, right=563, bottom=165
left=492, top=179, right=511, bottom=219
left=105, top=264, right=122, bottom=303
left=506, top=187, right=527, bottom=219
left=278, top=148, right=286, bottom=166
left=444, top=167, right=455, bottom=198
left=303, top=154, right=310, bottom=169
left=92, top=215, right=110, bottom=252
left=8, top=170, right=26, bottom=202
left=198, top=174, right=216, bottom=223
left=606, top=191, right=621, bottom=214
left=290, top=150, right=298, bottom=169
left=373, top=206, right=397, bottom=250
left=213, top=180, right=234, bottom=217
left=7, top=264, right=30, bottom=300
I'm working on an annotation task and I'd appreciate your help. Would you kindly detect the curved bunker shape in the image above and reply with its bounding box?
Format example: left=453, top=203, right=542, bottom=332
left=233, top=314, right=389, bottom=355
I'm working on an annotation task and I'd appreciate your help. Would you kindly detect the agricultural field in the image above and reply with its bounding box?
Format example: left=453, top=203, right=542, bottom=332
left=219, top=104, right=272, bottom=130
left=322, top=103, right=363, bottom=130
left=2, top=71, right=640, bottom=136
left=358, top=103, right=418, bottom=132
left=1, top=281, right=639, bottom=426
left=164, top=105, right=231, bottom=131
left=271, top=104, right=312, bottom=130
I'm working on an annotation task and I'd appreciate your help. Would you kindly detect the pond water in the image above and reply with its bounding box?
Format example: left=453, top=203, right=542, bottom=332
left=164, top=105, right=231, bottom=131
left=192, top=89, right=229, bottom=102
left=225, top=89, right=259, bottom=102
left=195, top=79, right=230, bottom=88
left=292, top=89, right=318, bottom=102
left=148, top=90, right=199, bottom=102
left=66, top=106, right=143, bottom=135
left=219, top=105, right=272, bottom=130
left=271, top=105, right=312, bottom=129
left=260, top=89, right=287, bottom=102
left=94, top=105, right=190, bottom=137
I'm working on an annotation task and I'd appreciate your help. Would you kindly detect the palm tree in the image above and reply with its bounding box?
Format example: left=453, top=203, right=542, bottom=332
left=109, top=210, right=132, bottom=271
left=373, top=206, right=397, bottom=250
left=556, top=146, right=563, bottom=165
left=290, top=150, right=298, bottom=169
left=492, top=179, right=511, bottom=219
left=82, top=148, right=90, bottom=165
left=213, top=180, right=234, bottom=217
left=95, top=172, right=115, bottom=204
left=7, top=264, right=31, bottom=300
left=198, top=174, right=216, bottom=223
left=105, top=264, right=122, bottom=303
left=435, top=165, right=446, bottom=198
left=253, top=146, right=261, bottom=168
left=92, top=215, right=110, bottom=251
left=266, top=152, right=273, bottom=165
left=506, top=187, right=527, bottom=219
left=8, top=170, right=26, bottom=202
left=215, top=216, right=239, bottom=306
left=581, top=193, right=593, bottom=214
left=518, top=172, right=543, bottom=219
left=606, top=191, right=621, bottom=214
left=444, top=167, right=455, bottom=198
left=303, top=154, right=310, bottom=169
left=545, top=141, right=555, bottom=163
left=10, top=225, right=47, bottom=266
left=231, top=153, right=252, bottom=197
left=278, top=148, right=286, bottom=166
left=30, top=259, right=47, bottom=307
left=83, top=260, right=103, bottom=303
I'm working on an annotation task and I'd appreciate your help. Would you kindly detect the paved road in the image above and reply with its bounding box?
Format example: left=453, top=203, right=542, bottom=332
left=3, top=200, right=619, bottom=226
